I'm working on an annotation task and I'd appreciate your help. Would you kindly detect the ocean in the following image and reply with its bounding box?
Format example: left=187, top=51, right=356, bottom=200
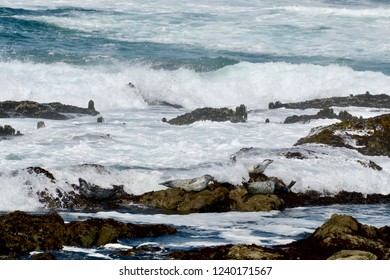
left=0, top=0, right=390, bottom=260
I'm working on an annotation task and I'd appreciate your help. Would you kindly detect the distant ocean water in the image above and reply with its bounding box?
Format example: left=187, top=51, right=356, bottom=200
left=0, top=0, right=389, bottom=259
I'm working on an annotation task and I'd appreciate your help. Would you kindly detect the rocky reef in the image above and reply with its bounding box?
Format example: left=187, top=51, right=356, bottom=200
left=295, top=113, right=390, bottom=157
left=163, top=104, right=247, bottom=125
left=284, top=107, right=358, bottom=124
left=0, top=100, right=100, bottom=120
left=171, top=214, right=390, bottom=260
left=0, top=211, right=176, bottom=259
left=269, top=92, right=390, bottom=110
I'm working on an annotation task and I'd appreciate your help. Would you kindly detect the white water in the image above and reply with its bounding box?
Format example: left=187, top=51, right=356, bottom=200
left=2, top=61, right=389, bottom=110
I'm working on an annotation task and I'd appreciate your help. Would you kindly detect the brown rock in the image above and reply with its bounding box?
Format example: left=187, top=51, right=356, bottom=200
left=327, top=250, right=377, bottom=260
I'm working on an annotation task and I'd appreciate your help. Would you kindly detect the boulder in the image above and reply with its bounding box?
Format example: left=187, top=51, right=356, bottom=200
left=164, top=104, right=247, bottom=125
left=327, top=250, right=377, bottom=260
left=295, top=113, right=390, bottom=156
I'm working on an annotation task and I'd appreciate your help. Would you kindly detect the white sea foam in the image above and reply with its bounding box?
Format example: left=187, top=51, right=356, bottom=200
left=1, top=60, right=389, bottom=110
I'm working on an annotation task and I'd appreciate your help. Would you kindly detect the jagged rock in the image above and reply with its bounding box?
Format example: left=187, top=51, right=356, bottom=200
left=0, top=211, right=177, bottom=258
left=295, top=113, right=390, bottom=156
left=0, top=124, right=22, bottom=137
left=97, top=116, right=105, bottom=123
left=0, top=100, right=100, bottom=120
left=269, top=92, right=390, bottom=109
left=164, top=104, right=247, bottom=125
left=284, top=107, right=358, bottom=124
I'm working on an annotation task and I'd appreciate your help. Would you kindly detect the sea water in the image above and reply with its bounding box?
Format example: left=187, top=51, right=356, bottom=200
left=1, top=0, right=389, bottom=259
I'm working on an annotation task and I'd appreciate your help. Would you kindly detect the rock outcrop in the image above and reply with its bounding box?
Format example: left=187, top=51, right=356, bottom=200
left=163, top=104, right=247, bottom=125
left=284, top=107, right=358, bottom=124
left=0, top=211, right=176, bottom=258
left=295, top=113, right=390, bottom=157
left=139, top=181, right=285, bottom=213
left=0, top=124, right=22, bottom=137
left=269, top=92, right=390, bottom=110
left=0, top=100, right=100, bottom=120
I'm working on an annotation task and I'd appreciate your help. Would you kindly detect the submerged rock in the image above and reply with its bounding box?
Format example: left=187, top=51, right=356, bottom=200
left=0, top=100, right=100, bottom=120
left=164, top=104, right=247, bottom=125
left=295, top=113, right=390, bottom=156
left=0, top=211, right=177, bottom=258
left=269, top=92, right=390, bottom=110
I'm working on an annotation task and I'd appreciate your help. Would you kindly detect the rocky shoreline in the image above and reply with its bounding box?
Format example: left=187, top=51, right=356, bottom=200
left=1, top=211, right=389, bottom=260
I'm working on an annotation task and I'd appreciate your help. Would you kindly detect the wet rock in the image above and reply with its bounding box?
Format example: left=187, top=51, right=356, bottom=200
left=0, top=100, right=100, bottom=120
left=139, top=182, right=285, bottom=213
left=284, top=107, right=358, bottom=124
left=164, top=104, right=247, bottom=125
left=30, top=253, right=57, bottom=260
left=284, top=214, right=390, bottom=259
left=0, top=211, right=177, bottom=258
left=327, top=250, right=377, bottom=260
left=0, top=124, right=22, bottom=138
left=171, top=244, right=283, bottom=260
left=88, top=100, right=95, bottom=111
left=97, top=116, right=105, bottom=123
left=269, top=92, right=390, bottom=109
left=295, top=113, right=390, bottom=157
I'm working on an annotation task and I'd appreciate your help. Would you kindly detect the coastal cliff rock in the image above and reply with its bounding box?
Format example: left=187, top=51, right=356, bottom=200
left=171, top=214, right=390, bottom=260
left=0, top=211, right=176, bottom=258
left=163, top=104, right=247, bottom=125
left=0, top=100, right=100, bottom=120
left=269, top=92, right=390, bottom=110
left=295, top=113, right=390, bottom=156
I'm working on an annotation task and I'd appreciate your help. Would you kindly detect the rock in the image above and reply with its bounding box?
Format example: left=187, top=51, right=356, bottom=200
left=284, top=214, right=390, bottom=259
left=295, top=113, right=390, bottom=157
left=0, top=211, right=177, bottom=258
left=97, top=116, right=105, bottom=123
left=0, top=124, right=20, bottom=137
left=30, top=253, right=57, bottom=260
left=284, top=107, right=358, bottom=124
left=88, top=100, right=95, bottom=111
left=139, top=182, right=285, bottom=213
left=37, top=121, right=45, bottom=129
left=269, top=92, right=390, bottom=110
left=165, top=104, right=247, bottom=125
left=0, top=100, right=100, bottom=120
left=327, top=250, right=377, bottom=260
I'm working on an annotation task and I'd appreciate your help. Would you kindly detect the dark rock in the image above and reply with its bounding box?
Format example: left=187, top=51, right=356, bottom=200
left=165, top=104, right=247, bottom=125
left=269, top=93, right=390, bottom=110
left=295, top=113, right=390, bottom=156
left=265, top=118, right=270, bottom=123
left=97, top=116, right=105, bottom=123
left=283, top=151, right=307, bottom=159
left=88, top=100, right=95, bottom=111
left=0, top=124, right=20, bottom=137
left=30, top=253, right=57, bottom=260
left=284, top=107, right=358, bottom=124
left=26, top=166, right=56, bottom=181
left=0, top=100, right=100, bottom=120
left=0, top=211, right=177, bottom=258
